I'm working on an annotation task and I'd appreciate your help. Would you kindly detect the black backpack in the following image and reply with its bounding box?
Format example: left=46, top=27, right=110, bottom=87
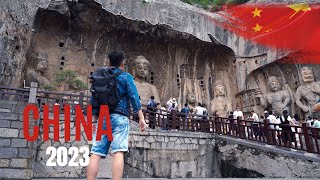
left=90, top=67, right=123, bottom=115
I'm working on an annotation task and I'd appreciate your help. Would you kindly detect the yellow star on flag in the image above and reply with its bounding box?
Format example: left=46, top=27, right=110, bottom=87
left=252, top=7, right=262, bottom=17
left=253, top=23, right=263, bottom=32
left=288, top=3, right=311, bottom=19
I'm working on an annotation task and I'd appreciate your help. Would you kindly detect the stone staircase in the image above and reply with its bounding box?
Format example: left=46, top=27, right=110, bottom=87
left=0, top=100, right=36, bottom=179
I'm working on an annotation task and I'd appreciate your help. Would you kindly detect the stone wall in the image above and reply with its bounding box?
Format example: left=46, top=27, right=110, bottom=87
left=125, top=131, right=216, bottom=178
left=214, top=135, right=320, bottom=178
left=0, top=101, right=36, bottom=179
left=33, top=113, right=89, bottom=178
left=32, top=119, right=217, bottom=179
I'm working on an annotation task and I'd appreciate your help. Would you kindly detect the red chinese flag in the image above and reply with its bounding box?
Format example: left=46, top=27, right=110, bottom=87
left=214, top=3, right=320, bottom=64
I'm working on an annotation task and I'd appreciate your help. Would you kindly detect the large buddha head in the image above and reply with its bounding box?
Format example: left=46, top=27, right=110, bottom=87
left=132, top=55, right=150, bottom=80
left=36, top=59, right=48, bottom=73
left=214, top=81, right=226, bottom=97
left=268, top=76, right=281, bottom=92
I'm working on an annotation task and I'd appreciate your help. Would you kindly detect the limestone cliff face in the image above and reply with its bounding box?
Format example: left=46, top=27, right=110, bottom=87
left=0, top=0, right=319, bottom=116
left=0, top=0, right=51, bottom=86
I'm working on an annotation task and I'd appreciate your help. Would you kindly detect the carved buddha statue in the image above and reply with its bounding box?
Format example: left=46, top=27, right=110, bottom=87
left=26, top=54, right=50, bottom=88
left=132, top=55, right=160, bottom=105
left=296, top=66, right=320, bottom=115
left=210, top=81, right=232, bottom=117
left=260, top=76, right=291, bottom=116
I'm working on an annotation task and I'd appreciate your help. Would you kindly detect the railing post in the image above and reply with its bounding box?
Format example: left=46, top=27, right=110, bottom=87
left=238, top=118, right=245, bottom=139
left=28, top=82, right=38, bottom=104
left=263, top=119, right=271, bottom=144
left=171, top=110, right=176, bottom=130
left=302, top=122, right=314, bottom=153
left=79, top=92, right=84, bottom=107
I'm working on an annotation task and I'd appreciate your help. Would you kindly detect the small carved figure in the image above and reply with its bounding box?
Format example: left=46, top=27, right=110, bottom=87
left=259, top=76, right=291, bottom=116
left=295, top=66, right=320, bottom=115
left=26, top=54, right=50, bottom=88
left=132, top=55, right=160, bottom=105
left=210, top=81, right=232, bottom=117
left=187, top=93, right=196, bottom=106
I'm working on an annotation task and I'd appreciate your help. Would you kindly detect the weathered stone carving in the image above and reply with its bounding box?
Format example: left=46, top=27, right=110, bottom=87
left=259, top=76, right=291, bottom=116
left=187, top=93, right=196, bottom=106
left=295, top=66, right=320, bottom=115
left=210, top=81, right=232, bottom=117
left=26, top=54, right=50, bottom=88
left=180, top=64, right=191, bottom=79
left=132, top=55, right=160, bottom=105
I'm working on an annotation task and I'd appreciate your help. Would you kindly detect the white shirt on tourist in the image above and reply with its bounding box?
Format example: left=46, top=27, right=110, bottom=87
left=251, top=112, right=260, bottom=122
left=233, top=110, right=243, bottom=119
left=166, top=101, right=178, bottom=111
left=195, top=106, right=205, bottom=117
left=267, top=114, right=279, bottom=129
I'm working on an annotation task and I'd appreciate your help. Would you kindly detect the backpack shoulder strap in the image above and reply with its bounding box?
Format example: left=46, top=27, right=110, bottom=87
left=115, top=71, right=123, bottom=76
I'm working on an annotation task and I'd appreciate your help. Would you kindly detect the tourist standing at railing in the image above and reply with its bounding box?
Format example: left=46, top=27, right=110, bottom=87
left=165, top=98, right=178, bottom=130
left=157, top=106, right=168, bottom=130
left=181, top=103, right=190, bottom=115
left=147, top=96, right=158, bottom=129
left=181, top=104, right=190, bottom=129
left=194, top=103, right=205, bottom=130
left=267, top=111, right=279, bottom=129
left=289, top=114, right=301, bottom=147
left=147, top=96, right=157, bottom=109
left=87, top=51, right=146, bottom=180
left=291, top=114, right=300, bottom=126
left=194, top=103, right=205, bottom=118
left=279, top=110, right=295, bottom=146
left=305, top=116, right=313, bottom=127
left=201, top=103, right=208, bottom=131
left=313, top=118, right=320, bottom=128
left=233, top=106, right=243, bottom=120
left=201, top=103, right=208, bottom=121
left=228, top=112, right=236, bottom=135
left=250, top=110, right=261, bottom=137
left=263, top=111, right=269, bottom=119
left=266, top=111, right=279, bottom=143
left=166, top=98, right=178, bottom=112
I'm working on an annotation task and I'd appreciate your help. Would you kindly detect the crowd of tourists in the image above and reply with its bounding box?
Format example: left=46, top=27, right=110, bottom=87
left=144, top=97, right=320, bottom=148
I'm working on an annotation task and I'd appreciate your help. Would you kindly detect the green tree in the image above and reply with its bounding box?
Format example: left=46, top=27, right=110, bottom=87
left=43, top=85, right=56, bottom=91
left=71, top=78, right=87, bottom=91
left=182, top=0, right=249, bottom=10
left=54, top=70, right=87, bottom=91
left=55, top=70, right=76, bottom=84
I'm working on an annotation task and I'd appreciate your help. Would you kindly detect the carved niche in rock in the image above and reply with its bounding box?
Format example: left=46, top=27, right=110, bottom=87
left=295, top=66, right=320, bottom=116
left=180, top=64, right=191, bottom=79
left=210, top=80, right=232, bottom=117
left=258, top=76, right=292, bottom=116
left=25, top=53, right=50, bottom=89
left=131, top=55, right=160, bottom=105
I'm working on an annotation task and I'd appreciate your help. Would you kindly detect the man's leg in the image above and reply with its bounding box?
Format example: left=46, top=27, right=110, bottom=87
left=112, top=152, right=124, bottom=180
left=87, top=154, right=101, bottom=180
